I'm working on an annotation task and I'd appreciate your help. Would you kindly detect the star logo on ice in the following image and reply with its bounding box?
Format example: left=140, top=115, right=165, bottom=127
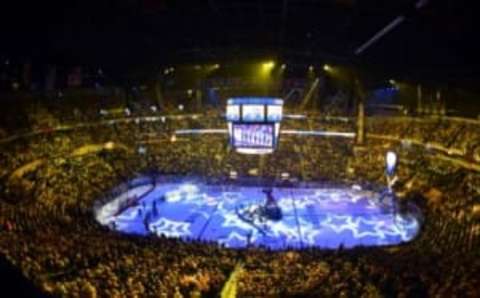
left=297, top=217, right=323, bottom=245
left=263, top=220, right=301, bottom=243
left=221, top=211, right=257, bottom=231
left=164, top=183, right=201, bottom=203
left=150, top=218, right=191, bottom=238
left=218, top=231, right=248, bottom=248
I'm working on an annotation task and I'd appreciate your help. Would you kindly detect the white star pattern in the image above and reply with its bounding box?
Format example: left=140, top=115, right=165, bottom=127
left=97, top=179, right=421, bottom=250
left=149, top=217, right=192, bottom=238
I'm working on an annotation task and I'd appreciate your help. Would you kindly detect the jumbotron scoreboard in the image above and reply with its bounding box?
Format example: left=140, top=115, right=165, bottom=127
left=226, top=97, right=284, bottom=154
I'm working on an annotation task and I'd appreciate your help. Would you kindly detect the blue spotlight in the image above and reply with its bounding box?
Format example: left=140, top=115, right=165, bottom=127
left=386, top=151, right=398, bottom=177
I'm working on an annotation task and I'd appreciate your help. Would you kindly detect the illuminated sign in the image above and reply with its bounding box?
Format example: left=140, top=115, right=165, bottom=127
left=267, top=105, right=283, bottom=122
left=226, top=97, right=284, bottom=154
left=226, top=105, right=240, bottom=122
left=233, top=124, right=273, bottom=148
left=242, top=105, right=264, bottom=122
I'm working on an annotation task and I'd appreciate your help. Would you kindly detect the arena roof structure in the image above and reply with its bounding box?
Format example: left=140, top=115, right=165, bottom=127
left=1, top=0, right=477, bottom=79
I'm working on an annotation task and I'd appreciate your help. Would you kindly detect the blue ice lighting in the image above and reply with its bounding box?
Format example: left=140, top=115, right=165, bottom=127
left=96, top=178, right=420, bottom=250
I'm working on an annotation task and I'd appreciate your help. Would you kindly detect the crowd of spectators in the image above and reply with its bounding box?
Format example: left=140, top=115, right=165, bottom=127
left=367, top=117, right=480, bottom=159
left=0, top=103, right=479, bottom=297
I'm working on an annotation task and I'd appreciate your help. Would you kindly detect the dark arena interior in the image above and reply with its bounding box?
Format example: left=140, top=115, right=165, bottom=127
left=1, top=0, right=480, bottom=297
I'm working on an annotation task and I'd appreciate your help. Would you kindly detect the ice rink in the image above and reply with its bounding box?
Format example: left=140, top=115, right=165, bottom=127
left=96, top=178, right=420, bottom=250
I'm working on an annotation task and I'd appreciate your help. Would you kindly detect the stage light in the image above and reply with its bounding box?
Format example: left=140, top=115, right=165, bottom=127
left=260, top=61, right=275, bottom=78
left=160, top=116, right=166, bottom=123
left=386, top=151, right=398, bottom=176
left=150, top=105, right=157, bottom=112
left=124, top=108, right=131, bottom=116
left=170, top=67, right=175, bottom=72
left=104, top=142, right=115, bottom=150
left=281, top=64, right=286, bottom=70
left=309, top=65, right=314, bottom=71
left=213, top=64, right=220, bottom=69
left=178, top=104, right=184, bottom=111
left=389, top=79, right=396, bottom=85
left=262, top=61, right=275, bottom=70
left=187, top=89, right=193, bottom=96
left=323, top=64, right=331, bottom=71
left=164, top=69, right=169, bottom=75
left=138, top=146, right=147, bottom=155
left=170, top=135, right=177, bottom=142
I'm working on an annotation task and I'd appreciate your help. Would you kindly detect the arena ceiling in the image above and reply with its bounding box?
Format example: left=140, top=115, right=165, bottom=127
left=1, top=0, right=478, bottom=79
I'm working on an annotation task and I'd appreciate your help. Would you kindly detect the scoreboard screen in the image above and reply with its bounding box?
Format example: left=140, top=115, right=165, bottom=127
left=232, top=124, right=274, bottom=148
left=242, top=105, right=265, bottom=122
left=226, top=97, right=283, bottom=154
left=267, top=105, right=282, bottom=122
left=226, top=105, right=240, bottom=122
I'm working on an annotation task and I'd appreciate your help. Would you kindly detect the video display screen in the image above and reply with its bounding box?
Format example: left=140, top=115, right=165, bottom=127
left=232, top=124, right=273, bottom=148
left=226, top=105, right=240, bottom=121
left=267, top=105, right=283, bottom=122
left=242, top=105, right=264, bottom=122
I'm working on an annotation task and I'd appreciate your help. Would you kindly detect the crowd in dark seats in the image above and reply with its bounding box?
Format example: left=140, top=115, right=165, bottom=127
left=0, top=105, right=480, bottom=297
left=367, top=117, right=480, bottom=158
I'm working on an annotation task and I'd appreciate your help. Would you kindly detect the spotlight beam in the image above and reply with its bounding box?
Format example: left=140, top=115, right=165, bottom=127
left=355, top=16, right=405, bottom=55
left=284, top=88, right=297, bottom=102
left=354, top=0, right=429, bottom=55
left=300, top=78, right=320, bottom=110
